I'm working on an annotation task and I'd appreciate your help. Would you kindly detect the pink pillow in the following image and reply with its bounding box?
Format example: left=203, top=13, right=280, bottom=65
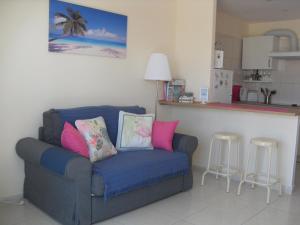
left=61, top=122, right=89, bottom=158
left=152, top=120, right=179, bottom=152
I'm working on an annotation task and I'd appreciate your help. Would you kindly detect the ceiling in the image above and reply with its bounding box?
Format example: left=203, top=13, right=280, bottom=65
left=218, top=0, right=300, bottom=22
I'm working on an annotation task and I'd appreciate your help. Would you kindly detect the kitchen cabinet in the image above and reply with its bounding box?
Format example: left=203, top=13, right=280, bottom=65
left=242, top=36, right=278, bottom=70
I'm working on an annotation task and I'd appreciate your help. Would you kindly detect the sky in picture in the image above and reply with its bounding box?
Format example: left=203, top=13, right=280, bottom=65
left=49, top=0, right=127, bottom=44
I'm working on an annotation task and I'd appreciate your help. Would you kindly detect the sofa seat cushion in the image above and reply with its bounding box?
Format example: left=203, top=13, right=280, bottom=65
left=92, top=150, right=189, bottom=199
left=92, top=174, right=105, bottom=196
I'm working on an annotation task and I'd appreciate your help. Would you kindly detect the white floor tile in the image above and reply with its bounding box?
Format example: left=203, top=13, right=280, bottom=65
left=94, top=219, right=124, bottom=225
left=185, top=194, right=266, bottom=225
left=146, top=191, right=209, bottom=220
left=172, top=220, right=196, bottom=225
left=269, top=193, right=300, bottom=215
left=0, top=200, right=51, bottom=225
left=110, top=206, right=178, bottom=225
left=243, top=207, right=300, bottom=225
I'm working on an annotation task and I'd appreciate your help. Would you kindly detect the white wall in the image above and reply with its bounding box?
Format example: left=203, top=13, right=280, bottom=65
left=0, top=0, right=176, bottom=199
left=169, top=0, right=217, bottom=167
left=174, top=0, right=217, bottom=96
left=216, top=11, right=248, bottom=39
left=216, top=11, right=248, bottom=84
left=248, top=19, right=300, bottom=40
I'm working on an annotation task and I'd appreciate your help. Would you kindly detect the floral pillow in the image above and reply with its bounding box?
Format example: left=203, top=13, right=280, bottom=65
left=116, top=111, right=155, bottom=151
left=75, top=117, right=117, bottom=162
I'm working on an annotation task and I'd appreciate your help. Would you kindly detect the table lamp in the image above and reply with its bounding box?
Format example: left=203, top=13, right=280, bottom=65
left=144, top=53, right=172, bottom=117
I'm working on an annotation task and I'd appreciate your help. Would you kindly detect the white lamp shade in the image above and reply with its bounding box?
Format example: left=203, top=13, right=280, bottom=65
left=144, top=53, right=172, bottom=81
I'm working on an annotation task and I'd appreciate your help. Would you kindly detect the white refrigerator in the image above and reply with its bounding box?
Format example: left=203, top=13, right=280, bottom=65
left=211, top=69, right=233, bottom=104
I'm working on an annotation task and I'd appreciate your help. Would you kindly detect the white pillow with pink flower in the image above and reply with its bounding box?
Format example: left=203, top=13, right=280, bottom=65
left=75, top=117, right=117, bottom=162
left=116, top=111, right=155, bottom=151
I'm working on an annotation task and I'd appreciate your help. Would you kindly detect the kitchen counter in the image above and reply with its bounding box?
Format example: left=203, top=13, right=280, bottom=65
left=159, top=100, right=300, bottom=116
left=159, top=100, right=300, bottom=194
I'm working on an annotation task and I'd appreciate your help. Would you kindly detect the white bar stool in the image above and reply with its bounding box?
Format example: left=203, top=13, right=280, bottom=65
left=201, top=132, right=242, bottom=193
left=237, top=137, right=282, bottom=204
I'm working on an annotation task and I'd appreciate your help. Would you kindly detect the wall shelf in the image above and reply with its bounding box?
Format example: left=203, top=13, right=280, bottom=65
left=269, top=51, right=300, bottom=59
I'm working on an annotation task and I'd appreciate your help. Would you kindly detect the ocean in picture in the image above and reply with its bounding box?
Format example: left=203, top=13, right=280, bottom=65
left=49, top=0, right=127, bottom=58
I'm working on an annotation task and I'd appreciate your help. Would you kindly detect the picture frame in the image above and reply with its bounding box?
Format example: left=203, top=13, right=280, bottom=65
left=48, top=0, right=128, bottom=58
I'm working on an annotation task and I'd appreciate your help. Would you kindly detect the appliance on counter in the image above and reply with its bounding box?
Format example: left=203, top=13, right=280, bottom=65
left=232, top=85, right=242, bottom=102
left=261, top=88, right=277, bottom=105
left=211, top=69, right=233, bottom=104
left=214, top=50, right=224, bottom=69
left=240, top=86, right=248, bottom=102
left=247, top=90, right=259, bottom=102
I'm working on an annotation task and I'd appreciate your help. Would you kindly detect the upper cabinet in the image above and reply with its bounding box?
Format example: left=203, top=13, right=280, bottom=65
left=242, top=36, right=278, bottom=70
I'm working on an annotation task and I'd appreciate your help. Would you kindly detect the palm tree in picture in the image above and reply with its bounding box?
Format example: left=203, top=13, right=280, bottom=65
left=49, top=7, right=88, bottom=41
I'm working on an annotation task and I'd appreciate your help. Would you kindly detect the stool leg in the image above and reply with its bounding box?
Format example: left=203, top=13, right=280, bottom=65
left=226, top=140, right=232, bottom=193
left=238, top=146, right=251, bottom=195
left=267, top=187, right=271, bottom=204
left=201, top=137, right=215, bottom=186
left=275, top=144, right=282, bottom=196
left=216, top=141, right=222, bottom=179
left=266, top=147, right=272, bottom=204
left=251, top=147, right=258, bottom=189
left=278, top=181, right=282, bottom=196
left=237, top=140, right=242, bottom=181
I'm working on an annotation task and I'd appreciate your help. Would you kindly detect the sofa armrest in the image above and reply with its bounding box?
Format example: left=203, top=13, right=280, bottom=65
left=16, top=138, right=53, bottom=165
left=16, top=138, right=91, bottom=180
left=17, top=137, right=92, bottom=225
left=173, top=133, right=198, bottom=166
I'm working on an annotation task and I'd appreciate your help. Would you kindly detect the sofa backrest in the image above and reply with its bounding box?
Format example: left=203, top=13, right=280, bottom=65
left=42, top=105, right=146, bottom=146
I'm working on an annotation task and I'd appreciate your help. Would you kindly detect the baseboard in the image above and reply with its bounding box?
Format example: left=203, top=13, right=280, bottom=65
left=0, top=194, right=24, bottom=205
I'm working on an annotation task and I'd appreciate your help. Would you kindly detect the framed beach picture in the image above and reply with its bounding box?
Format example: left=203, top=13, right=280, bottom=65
left=48, top=0, right=128, bottom=58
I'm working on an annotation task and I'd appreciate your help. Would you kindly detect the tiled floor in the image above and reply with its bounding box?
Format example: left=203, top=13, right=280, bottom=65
left=1, top=166, right=300, bottom=225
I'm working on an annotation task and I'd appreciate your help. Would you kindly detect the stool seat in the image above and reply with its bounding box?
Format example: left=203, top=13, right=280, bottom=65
left=214, top=132, right=239, bottom=141
left=251, top=137, right=277, bottom=148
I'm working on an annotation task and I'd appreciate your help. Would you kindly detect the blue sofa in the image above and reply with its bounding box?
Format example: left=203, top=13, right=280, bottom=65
left=16, top=106, right=198, bottom=225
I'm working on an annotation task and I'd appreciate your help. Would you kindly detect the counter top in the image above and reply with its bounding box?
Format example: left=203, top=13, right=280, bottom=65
left=159, top=100, right=300, bottom=116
